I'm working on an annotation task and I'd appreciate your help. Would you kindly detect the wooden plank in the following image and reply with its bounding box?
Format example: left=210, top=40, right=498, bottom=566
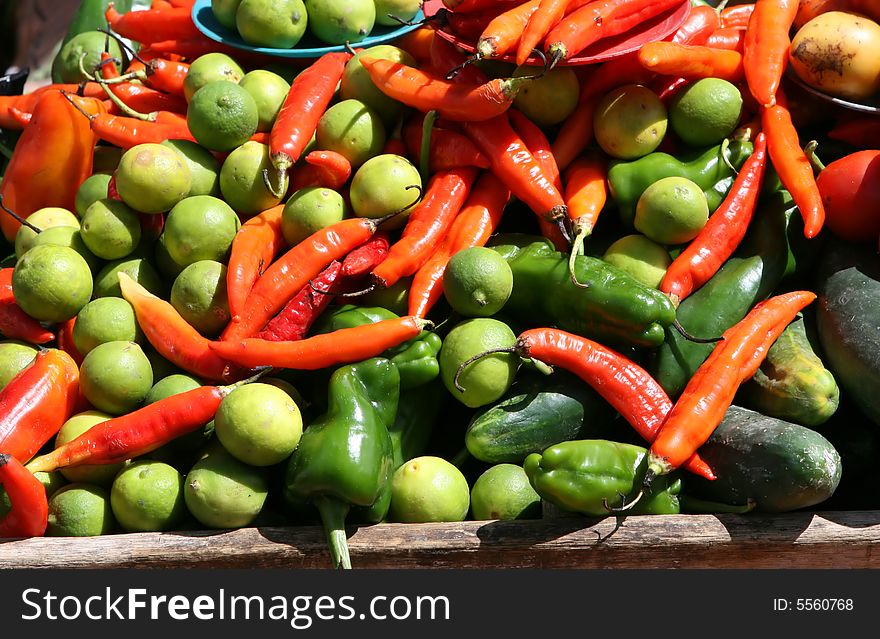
left=1, top=511, right=879, bottom=569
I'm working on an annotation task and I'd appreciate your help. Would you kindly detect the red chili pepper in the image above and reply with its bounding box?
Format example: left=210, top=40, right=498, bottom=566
left=408, top=172, right=509, bottom=318
left=721, top=3, right=755, bottom=28
left=258, top=261, right=343, bottom=342
left=638, top=42, right=745, bottom=83
left=370, top=167, right=479, bottom=290
left=211, top=316, right=429, bottom=370
left=55, top=317, right=84, bottom=367
left=651, top=76, right=690, bottom=104
left=340, top=232, right=391, bottom=279
left=0, top=349, right=81, bottom=464
left=268, top=52, right=351, bottom=193
left=73, top=109, right=195, bottom=148
left=742, top=0, right=798, bottom=109
left=0, top=269, right=55, bottom=345
left=516, top=0, right=569, bottom=66
left=474, top=0, right=541, bottom=60
left=706, top=27, right=747, bottom=52
left=139, top=211, right=165, bottom=241
left=105, top=4, right=201, bottom=44
left=142, top=58, right=190, bottom=96
left=118, top=272, right=242, bottom=383
left=101, top=81, right=188, bottom=116
left=0, top=455, right=47, bottom=538
left=383, top=137, right=409, bottom=157
left=402, top=113, right=491, bottom=172
left=462, top=114, right=568, bottom=227
left=762, top=88, right=825, bottom=239
left=289, top=150, right=353, bottom=192
left=672, top=4, right=721, bottom=46
left=660, top=133, right=768, bottom=304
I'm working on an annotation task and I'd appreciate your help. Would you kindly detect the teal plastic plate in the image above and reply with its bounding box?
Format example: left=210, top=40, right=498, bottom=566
left=192, top=0, right=425, bottom=58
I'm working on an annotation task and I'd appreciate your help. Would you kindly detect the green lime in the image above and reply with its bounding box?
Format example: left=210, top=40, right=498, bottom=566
left=80, top=198, right=142, bottom=261
left=73, top=297, right=143, bottom=356
left=46, top=484, right=115, bottom=537
left=30, top=225, right=102, bottom=273
left=55, top=410, right=123, bottom=485
left=374, top=0, right=421, bottom=26
left=281, top=186, right=347, bottom=247
left=219, top=141, right=286, bottom=216
left=92, top=146, right=123, bottom=175
left=361, top=276, right=411, bottom=315
left=183, top=52, right=246, bottom=103
left=0, top=340, right=38, bottom=391
left=187, top=81, right=259, bottom=152
left=161, top=139, right=222, bottom=198
left=75, top=173, right=112, bottom=217
left=51, top=31, right=122, bottom=84
left=670, top=78, right=743, bottom=148
left=340, top=45, right=417, bottom=128
left=236, top=0, right=308, bottom=49
left=214, top=382, right=303, bottom=467
left=439, top=318, right=518, bottom=408
left=145, top=373, right=202, bottom=406
left=111, top=460, right=187, bottom=532
left=470, top=463, right=541, bottom=521
left=443, top=246, right=513, bottom=317
left=634, top=176, right=710, bottom=245
left=211, top=0, right=242, bottom=30
left=115, top=143, right=193, bottom=214
left=315, top=99, right=386, bottom=168
left=163, top=195, right=241, bottom=267
left=306, top=0, right=375, bottom=44
left=239, top=70, right=290, bottom=132
left=389, top=456, right=470, bottom=523
left=14, top=207, right=79, bottom=260
left=348, top=153, right=421, bottom=230
left=512, top=67, right=580, bottom=127
left=602, top=234, right=672, bottom=288
left=79, top=340, right=154, bottom=416
left=93, top=256, right=165, bottom=299
left=11, top=245, right=93, bottom=323
left=154, top=232, right=186, bottom=280
left=594, top=84, right=668, bottom=160
left=170, top=260, right=230, bottom=337
left=184, top=445, right=269, bottom=529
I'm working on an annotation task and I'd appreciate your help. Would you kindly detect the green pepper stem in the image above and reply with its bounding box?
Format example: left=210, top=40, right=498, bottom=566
left=419, top=110, right=438, bottom=184
left=803, top=141, right=826, bottom=174
left=314, top=496, right=353, bottom=570
left=567, top=229, right=590, bottom=289
left=261, top=168, right=288, bottom=200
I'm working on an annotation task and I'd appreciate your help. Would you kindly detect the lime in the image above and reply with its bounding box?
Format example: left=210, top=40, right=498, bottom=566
left=281, top=187, right=347, bottom=247
left=214, top=382, right=303, bottom=467
left=439, top=318, right=518, bottom=408
left=219, top=141, right=286, bottom=216
left=443, top=246, right=513, bottom=317
left=154, top=232, right=186, bottom=280
left=161, top=139, right=222, bottom=198
left=79, top=340, right=154, bottom=416
left=306, top=0, right=375, bottom=44
left=170, top=260, right=230, bottom=337
left=594, top=84, right=668, bottom=160
left=184, top=446, right=269, bottom=528
left=14, top=207, right=79, bottom=260
left=73, top=297, right=143, bottom=356
left=187, top=81, right=259, bottom=152
left=93, top=256, right=165, bottom=299
left=470, top=463, right=541, bottom=521
left=46, top=484, right=115, bottom=537
left=388, top=456, right=470, bottom=523
left=361, top=276, right=410, bottom=315
left=115, top=143, right=193, bottom=214
left=374, top=0, right=421, bottom=26
left=315, top=99, right=386, bottom=168
left=603, top=234, right=672, bottom=288
left=340, top=46, right=417, bottom=128
left=111, top=460, right=187, bottom=532
left=634, top=176, right=710, bottom=245
left=11, top=245, right=93, bottom=323
left=0, top=340, right=38, bottom=391
left=211, top=0, right=242, bottom=30
left=30, top=226, right=102, bottom=273
left=348, top=153, right=421, bottom=230
left=75, top=173, right=112, bottom=217
left=236, top=0, right=309, bottom=49
left=239, top=70, right=290, bottom=132
left=163, top=195, right=241, bottom=267
left=80, top=198, right=142, bottom=261
left=669, top=78, right=743, bottom=148
left=512, top=67, right=580, bottom=127
left=51, top=31, right=122, bottom=84
left=54, top=410, right=122, bottom=485
left=183, top=52, right=246, bottom=103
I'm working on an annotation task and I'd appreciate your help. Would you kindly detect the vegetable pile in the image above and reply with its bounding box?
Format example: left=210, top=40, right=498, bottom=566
left=0, top=0, right=878, bottom=569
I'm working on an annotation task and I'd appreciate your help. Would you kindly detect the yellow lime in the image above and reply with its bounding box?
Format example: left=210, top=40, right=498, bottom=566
left=470, top=463, right=541, bottom=521
left=115, top=143, right=193, bottom=214
left=14, top=207, right=79, bottom=260
left=236, top=0, right=308, bottom=49
left=594, top=84, right=668, bottom=160
left=602, top=234, right=672, bottom=288
left=388, top=456, right=470, bottom=523
left=170, top=260, right=230, bottom=337
left=79, top=341, right=154, bottom=416
left=634, top=176, right=710, bottom=245
left=111, top=460, right=187, bottom=532
left=512, top=67, right=580, bottom=127
left=183, top=52, right=246, bottom=102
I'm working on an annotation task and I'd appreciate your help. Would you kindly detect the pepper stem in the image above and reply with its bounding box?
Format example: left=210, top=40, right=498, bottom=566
left=372, top=183, right=424, bottom=228
left=419, top=110, right=438, bottom=183
left=672, top=319, right=724, bottom=344
left=220, top=366, right=274, bottom=395
left=445, top=53, right=482, bottom=82
left=261, top=167, right=288, bottom=200
left=453, top=345, right=518, bottom=393
left=567, top=226, right=591, bottom=289
left=0, top=195, right=42, bottom=234
left=313, top=496, right=353, bottom=570
left=803, top=140, right=825, bottom=174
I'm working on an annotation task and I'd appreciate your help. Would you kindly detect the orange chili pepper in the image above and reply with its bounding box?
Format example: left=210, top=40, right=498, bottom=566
left=474, top=0, right=542, bottom=60
left=105, top=3, right=201, bottom=44
left=562, top=154, right=607, bottom=277
left=672, top=4, right=721, bottom=46
left=516, top=0, right=570, bottom=66
left=0, top=268, right=55, bottom=345
left=394, top=27, right=436, bottom=66
left=56, top=317, right=85, bottom=367
left=638, top=42, right=745, bottom=83
left=289, top=150, right=353, bottom=192
left=705, top=27, right=747, bottom=52
left=721, top=3, right=755, bottom=29
left=742, top=0, right=798, bottom=109
left=0, top=455, right=48, bottom=538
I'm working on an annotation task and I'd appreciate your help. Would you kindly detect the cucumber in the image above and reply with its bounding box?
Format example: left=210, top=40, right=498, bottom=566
left=681, top=405, right=842, bottom=512
left=814, top=236, right=880, bottom=427
left=464, top=370, right=617, bottom=464
left=738, top=312, right=839, bottom=427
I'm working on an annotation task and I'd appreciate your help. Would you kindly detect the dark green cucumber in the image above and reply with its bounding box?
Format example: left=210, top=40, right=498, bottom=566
left=738, top=313, right=839, bottom=427
left=682, top=405, right=842, bottom=512
left=464, top=370, right=617, bottom=464
left=814, top=236, right=880, bottom=427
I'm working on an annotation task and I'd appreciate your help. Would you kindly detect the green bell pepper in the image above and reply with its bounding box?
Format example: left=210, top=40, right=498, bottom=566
left=524, top=439, right=682, bottom=517
left=284, top=358, right=399, bottom=569
left=608, top=138, right=755, bottom=228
